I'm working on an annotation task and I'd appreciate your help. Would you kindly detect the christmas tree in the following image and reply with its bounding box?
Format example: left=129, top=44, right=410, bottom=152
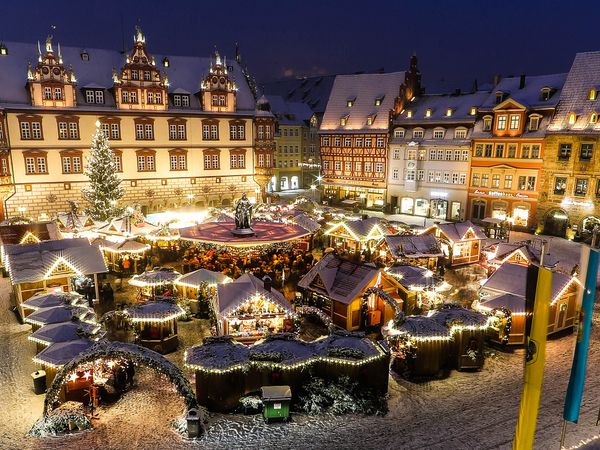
left=82, top=123, right=125, bottom=221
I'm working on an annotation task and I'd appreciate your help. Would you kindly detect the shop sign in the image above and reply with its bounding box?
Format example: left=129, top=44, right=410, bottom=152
left=473, top=189, right=529, bottom=199
left=430, top=191, right=448, bottom=198
left=562, top=198, right=594, bottom=208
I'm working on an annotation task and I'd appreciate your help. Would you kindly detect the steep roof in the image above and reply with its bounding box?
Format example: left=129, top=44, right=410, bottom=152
left=478, top=73, right=567, bottom=110
left=298, top=253, right=380, bottom=305
left=0, top=41, right=256, bottom=112
left=263, top=75, right=337, bottom=115
left=480, top=262, right=577, bottom=302
left=266, top=95, right=314, bottom=126
left=4, top=238, right=108, bottom=284
left=216, top=273, right=292, bottom=316
left=426, top=221, right=486, bottom=242
left=320, top=71, right=405, bottom=132
left=548, top=51, right=600, bottom=133
left=488, top=241, right=558, bottom=268
left=385, top=264, right=441, bottom=289
left=325, top=217, right=387, bottom=241
left=0, top=222, right=62, bottom=246
left=383, top=234, right=443, bottom=259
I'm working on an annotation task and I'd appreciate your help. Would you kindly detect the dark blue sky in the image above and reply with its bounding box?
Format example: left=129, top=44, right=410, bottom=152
left=1, top=0, right=598, bottom=92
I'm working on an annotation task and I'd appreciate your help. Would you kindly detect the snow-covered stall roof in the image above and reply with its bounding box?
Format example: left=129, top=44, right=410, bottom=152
left=487, top=241, right=558, bottom=268
left=385, top=265, right=440, bottom=289
left=29, top=321, right=102, bottom=346
left=185, top=336, right=250, bottom=370
left=250, top=333, right=318, bottom=365
left=477, top=293, right=527, bottom=314
left=95, top=216, right=158, bottom=238
left=290, top=213, right=320, bottom=233
left=429, top=304, right=490, bottom=328
left=383, top=234, right=443, bottom=259
left=216, top=273, right=293, bottom=316
left=125, top=301, right=186, bottom=322
left=320, top=71, right=405, bottom=132
left=24, top=305, right=96, bottom=327
left=326, top=217, right=387, bottom=241
left=4, top=238, right=108, bottom=284
left=388, top=315, right=451, bottom=339
left=424, top=220, right=486, bottom=243
left=298, top=253, right=380, bottom=305
left=23, top=291, right=86, bottom=311
left=129, top=267, right=182, bottom=287
left=175, top=268, right=232, bottom=288
left=0, top=221, right=62, bottom=247
left=103, top=240, right=151, bottom=254
left=480, top=262, right=578, bottom=302
left=33, top=339, right=96, bottom=369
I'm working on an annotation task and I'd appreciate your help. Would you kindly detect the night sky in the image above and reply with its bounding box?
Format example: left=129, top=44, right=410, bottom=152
left=1, top=0, right=599, bottom=93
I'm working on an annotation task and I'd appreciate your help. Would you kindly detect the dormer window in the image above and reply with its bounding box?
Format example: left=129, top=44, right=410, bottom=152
left=470, top=107, right=477, bottom=116
left=0, top=43, right=7, bottom=56
left=394, top=128, right=405, bottom=138
left=589, top=88, right=597, bottom=101
left=446, top=108, right=453, bottom=117
left=80, top=50, right=89, bottom=61
left=173, top=94, right=190, bottom=108
left=131, top=70, right=139, bottom=80
left=367, top=114, right=376, bottom=125
left=413, top=128, right=424, bottom=139
left=528, top=114, right=541, bottom=131
left=84, top=89, right=104, bottom=104
left=375, top=95, right=384, bottom=106
left=340, top=115, right=349, bottom=126
left=406, top=110, right=413, bottom=118
left=590, top=112, right=598, bottom=124
left=483, top=115, right=493, bottom=131
left=568, top=112, right=577, bottom=126
left=162, top=57, right=170, bottom=68
left=495, top=92, right=505, bottom=104
left=454, top=127, right=467, bottom=139
left=425, top=108, right=432, bottom=118
left=346, top=97, right=355, bottom=107
left=540, top=87, right=553, bottom=101
left=433, top=128, right=445, bottom=139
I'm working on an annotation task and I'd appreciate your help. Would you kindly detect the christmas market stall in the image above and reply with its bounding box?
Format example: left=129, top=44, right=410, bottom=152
left=98, top=239, right=151, bottom=274
left=185, top=331, right=389, bottom=412
left=0, top=221, right=61, bottom=266
left=124, top=300, right=186, bottom=354
left=324, top=217, right=391, bottom=253
left=24, top=305, right=97, bottom=332
left=475, top=262, right=580, bottom=345
left=143, top=224, right=181, bottom=249
left=377, top=234, right=443, bottom=269
left=4, top=238, right=107, bottom=320
left=175, top=268, right=232, bottom=315
left=29, top=320, right=102, bottom=353
left=22, top=291, right=88, bottom=317
left=384, top=265, right=449, bottom=314
left=54, top=203, right=103, bottom=238
left=32, top=339, right=96, bottom=386
left=483, top=240, right=558, bottom=274
left=129, top=267, right=181, bottom=299
left=215, top=273, right=296, bottom=344
left=93, top=208, right=158, bottom=242
left=299, top=252, right=403, bottom=330
left=383, top=315, right=452, bottom=378
left=420, top=220, right=486, bottom=266
left=429, top=305, right=491, bottom=371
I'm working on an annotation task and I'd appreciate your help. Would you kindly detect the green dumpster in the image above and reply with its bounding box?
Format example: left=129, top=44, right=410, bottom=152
left=261, top=385, right=292, bottom=423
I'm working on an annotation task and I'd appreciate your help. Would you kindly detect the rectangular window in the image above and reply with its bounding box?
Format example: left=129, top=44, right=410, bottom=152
left=436, top=149, right=444, bottom=160
left=580, top=143, right=594, bottom=161
left=529, top=116, right=540, bottom=131
left=114, top=155, right=122, bottom=172
left=36, top=157, right=47, bottom=173
left=392, top=168, right=399, bottom=180
left=462, top=149, right=469, bottom=161
left=54, top=87, right=63, bottom=100
left=446, top=150, right=452, bottom=161
left=521, top=145, right=530, bottom=159
left=169, top=124, right=177, bottom=140
left=365, top=138, right=372, bottom=147
left=230, top=125, right=238, bottom=140
left=454, top=150, right=461, bottom=161
left=481, top=174, right=489, bottom=187
left=69, top=122, right=79, bottom=139
left=504, top=175, right=513, bottom=189
left=518, top=176, right=526, bottom=190
left=364, top=161, right=372, bottom=172
left=334, top=160, right=341, bottom=171
left=173, top=95, right=181, bottom=107
left=406, top=170, right=415, bottom=181
left=58, top=122, right=68, bottom=139
left=136, top=124, right=144, bottom=140
left=433, top=130, right=444, bottom=139
left=475, top=144, right=483, bottom=157
left=333, top=137, right=341, bottom=147
left=455, top=129, right=467, bottom=139
left=376, top=137, right=385, bottom=147
left=137, top=156, right=145, bottom=171
left=210, top=124, right=218, bottom=140
left=86, top=90, right=95, bottom=103
left=492, top=174, right=500, bottom=188
left=428, top=171, right=435, bottom=183
left=147, top=155, right=155, bottom=171
left=355, top=137, right=363, bottom=147
left=344, top=161, right=352, bottom=172
left=344, top=137, right=352, bottom=147
left=44, top=87, right=52, bottom=100
left=178, top=124, right=186, bottom=140
left=181, top=95, right=189, bottom=107
left=507, top=145, right=517, bottom=158
left=483, top=117, right=492, bottom=131
left=559, top=143, right=572, bottom=160
left=417, top=169, right=424, bottom=181
left=531, top=144, right=540, bottom=159
left=122, top=91, right=129, bottom=103
left=144, top=70, right=151, bottom=81
left=25, top=157, right=35, bottom=174
left=101, top=123, right=110, bottom=138
left=170, top=155, right=178, bottom=170
left=575, top=178, right=588, bottom=196
left=554, top=177, right=567, bottom=195
left=443, top=172, right=450, bottom=183
left=203, top=125, right=210, bottom=140
left=62, top=157, right=71, bottom=174
left=429, top=149, right=436, bottom=160
left=355, top=161, right=362, bottom=172
left=497, top=115, right=507, bottom=130
left=131, top=70, right=139, bottom=80
left=495, top=144, right=504, bottom=158
left=31, top=122, right=42, bottom=139
left=94, top=91, right=103, bottom=104
left=452, top=173, right=459, bottom=184
left=509, top=114, right=520, bottom=130
left=130, top=91, right=137, bottom=103
left=435, top=171, right=441, bottom=183
left=323, top=160, right=330, bottom=170
left=0, top=158, right=9, bottom=176
left=407, top=149, right=417, bottom=160
left=111, top=123, right=120, bottom=140
left=412, top=130, right=424, bottom=139
left=484, top=144, right=493, bottom=157
left=375, top=162, right=384, bottom=173
left=394, top=129, right=405, bottom=138
left=145, top=124, right=153, bottom=140
left=459, top=173, right=466, bottom=184
left=147, top=92, right=154, bottom=104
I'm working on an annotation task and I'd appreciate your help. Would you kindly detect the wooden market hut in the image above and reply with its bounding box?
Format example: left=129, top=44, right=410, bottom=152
left=4, top=238, right=108, bottom=320
left=0, top=221, right=62, bottom=266
left=32, top=338, right=95, bottom=385
left=429, top=305, right=490, bottom=371
left=22, top=291, right=87, bottom=317
left=384, top=265, right=448, bottom=314
left=421, top=221, right=486, bottom=266
left=94, top=214, right=158, bottom=240
left=175, top=268, right=232, bottom=314
left=185, top=332, right=390, bottom=412
left=98, top=239, right=151, bottom=273
left=377, top=234, right=444, bottom=269
left=476, top=262, right=580, bottom=345
left=298, top=253, right=403, bottom=330
left=29, top=320, right=102, bottom=353
left=125, top=300, right=186, bottom=354
left=23, top=305, right=96, bottom=332
left=384, top=315, right=452, bottom=378
left=54, top=211, right=101, bottom=238
left=324, top=217, right=391, bottom=253
left=128, top=267, right=182, bottom=298
left=483, top=241, right=558, bottom=274
left=215, top=273, right=296, bottom=344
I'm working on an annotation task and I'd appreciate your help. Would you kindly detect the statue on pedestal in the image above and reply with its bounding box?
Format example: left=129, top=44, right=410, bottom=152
left=232, top=193, right=254, bottom=236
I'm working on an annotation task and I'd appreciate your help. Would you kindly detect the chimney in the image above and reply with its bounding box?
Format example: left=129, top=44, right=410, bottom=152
left=519, top=73, right=526, bottom=89
left=493, top=74, right=502, bottom=87
left=454, top=88, right=461, bottom=96
left=262, top=275, right=272, bottom=292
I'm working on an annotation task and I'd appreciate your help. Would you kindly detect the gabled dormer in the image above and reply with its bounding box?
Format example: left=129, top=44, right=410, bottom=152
left=27, top=35, right=77, bottom=107
left=492, top=98, right=527, bottom=137
left=113, top=27, right=169, bottom=111
left=200, top=51, right=237, bottom=112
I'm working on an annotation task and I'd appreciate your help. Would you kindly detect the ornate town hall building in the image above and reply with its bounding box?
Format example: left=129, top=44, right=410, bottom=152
left=0, top=28, right=275, bottom=220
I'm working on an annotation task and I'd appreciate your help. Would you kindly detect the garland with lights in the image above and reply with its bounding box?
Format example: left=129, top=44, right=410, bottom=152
left=43, top=341, right=198, bottom=418
left=489, top=306, right=513, bottom=346
left=360, top=287, right=403, bottom=329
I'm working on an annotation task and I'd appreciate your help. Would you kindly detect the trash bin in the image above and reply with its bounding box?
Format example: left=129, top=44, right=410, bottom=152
left=186, top=407, right=201, bottom=438
left=261, top=385, right=292, bottom=423
left=32, top=370, right=46, bottom=395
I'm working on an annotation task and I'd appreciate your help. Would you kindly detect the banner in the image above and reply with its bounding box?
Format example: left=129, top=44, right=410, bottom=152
left=513, top=266, right=553, bottom=450
left=563, top=247, right=599, bottom=423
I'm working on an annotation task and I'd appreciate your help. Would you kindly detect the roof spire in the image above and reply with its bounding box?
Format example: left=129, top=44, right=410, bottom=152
left=215, top=49, right=221, bottom=66
left=134, top=25, right=145, bottom=44
left=37, top=41, right=42, bottom=62
left=57, top=43, right=63, bottom=64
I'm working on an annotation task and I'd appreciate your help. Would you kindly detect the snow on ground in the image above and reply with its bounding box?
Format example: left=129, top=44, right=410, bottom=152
left=1, top=235, right=600, bottom=449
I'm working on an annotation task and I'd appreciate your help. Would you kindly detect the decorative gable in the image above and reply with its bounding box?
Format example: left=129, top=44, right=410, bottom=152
left=309, top=273, right=327, bottom=291
left=200, top=51, right=237, bottom=112
left=45, top=256, right=81, bottom=278
left=27, top=35, right=77, bottom=108
left=113, top=27, right=169, bottom=111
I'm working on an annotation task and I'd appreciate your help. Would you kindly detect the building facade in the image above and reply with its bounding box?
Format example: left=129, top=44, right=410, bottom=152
left=467, top=74, right=566, bottom=230
left=0, top=29, right=274, bottom=220
left=540, top=51, right=600, bottom=238
left=388, top=91, right=488, bottom=220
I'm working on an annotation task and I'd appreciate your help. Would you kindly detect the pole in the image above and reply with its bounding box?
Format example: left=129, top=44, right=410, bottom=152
left=93, top=273, right=100, bottom=304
